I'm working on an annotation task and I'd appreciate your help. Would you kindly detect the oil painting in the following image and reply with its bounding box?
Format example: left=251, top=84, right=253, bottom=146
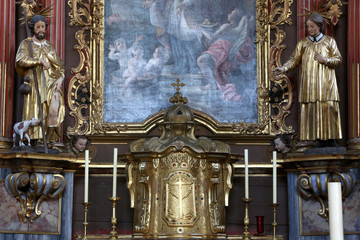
left=102, top=0, right=257, bottom=124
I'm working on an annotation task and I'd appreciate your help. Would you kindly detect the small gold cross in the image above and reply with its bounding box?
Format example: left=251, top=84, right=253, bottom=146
left=171, top=78, right=185, bottom=92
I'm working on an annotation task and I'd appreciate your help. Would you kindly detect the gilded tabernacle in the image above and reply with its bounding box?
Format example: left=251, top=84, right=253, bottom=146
left=122, top=82, right=239, bottom=238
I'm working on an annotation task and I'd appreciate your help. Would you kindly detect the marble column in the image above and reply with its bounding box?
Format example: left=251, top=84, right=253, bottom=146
left=347, top=0, right=360, bottom=150
left=0, top=0, right=16, bottom=151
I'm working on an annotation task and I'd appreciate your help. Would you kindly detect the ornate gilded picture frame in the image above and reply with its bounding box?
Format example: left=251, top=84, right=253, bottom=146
left=67, top=0, right=294, bottom=136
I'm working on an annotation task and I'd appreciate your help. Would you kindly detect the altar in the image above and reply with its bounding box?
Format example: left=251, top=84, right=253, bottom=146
left=2, top=0, right=360, bottom=239
left=121, top=88, right=240, bottom=239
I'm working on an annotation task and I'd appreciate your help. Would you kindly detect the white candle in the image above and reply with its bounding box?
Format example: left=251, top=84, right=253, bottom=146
left=112, top=148, right=118, bottom=198
left=328, top=182, right=344, bottom=240
left=244, top=149, right=249, bottom=199
left=273, top=151, right=277, bottom=204
left=112, top=148, right=118, bottom=218
left=84, top=150, right=89, bottom=203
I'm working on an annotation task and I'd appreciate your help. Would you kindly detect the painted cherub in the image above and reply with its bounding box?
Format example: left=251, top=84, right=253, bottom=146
left=108, top=35, right=144, bottom=78
left=122, top=45, right=147, bottom=88
left=145, top=46, right=169, bottom=80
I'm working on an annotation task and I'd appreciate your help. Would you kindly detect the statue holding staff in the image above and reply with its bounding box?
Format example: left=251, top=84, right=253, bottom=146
left=273, top=13, right=342, bottom=147
left=16, top=14, right=65, bottom=147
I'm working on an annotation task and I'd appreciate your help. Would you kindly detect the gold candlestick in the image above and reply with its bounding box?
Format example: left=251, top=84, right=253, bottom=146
left=242, top=198, right=252, bottom=240
left=272, top=203, right=279, bottom=240
left=82, top=202, right=91, bottom=240
left=109, top=197, right=121, bottom=240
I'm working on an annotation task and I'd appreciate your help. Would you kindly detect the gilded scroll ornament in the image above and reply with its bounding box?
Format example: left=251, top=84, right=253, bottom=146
left=126, top=162, right=138, bottom=208
left=269, top=0, right=294, bottom=135
left=224, top=163, right=233, bottom=207
left=210, top=202, right=225, bottom=233
left=67, top=0, right=103, bottom=135
left=5, top=172, right=65, bottom=223
left=162, top=152, right=197, bottom=170
left=134, top=162, right=151, bottom=233
left=209, top=163, right=226, bottom=233
left=297, top=172, right=356, bottom=221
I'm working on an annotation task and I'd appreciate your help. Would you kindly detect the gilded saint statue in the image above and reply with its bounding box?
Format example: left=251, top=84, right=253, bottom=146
left=15, top=15, right=65, bottom=145
left=273, top=13, right=342, bottom=147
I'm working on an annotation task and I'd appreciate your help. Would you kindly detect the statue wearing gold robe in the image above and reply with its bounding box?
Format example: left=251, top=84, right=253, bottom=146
left=15, top=38, right=65, bottom=142
left=283, top=34, right=342, bottom=141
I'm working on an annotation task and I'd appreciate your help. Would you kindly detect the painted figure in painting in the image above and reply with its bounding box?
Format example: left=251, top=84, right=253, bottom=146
left=15, top=15, right=65, bottom=145
left=122, top=45, right=147, bottom=88
left=107, top=0, right=135, bottom=25
left=197, top=9, right=255, bottom=102
left=108, top=38, right=129, bottom=78
left=108, top=35, right=144, bottom=80
left=143, top=0, right=223, bottom=74
left=145, top=46, right=169, bottom=80
left=103, top=1, right=258, bottom=123
left=273, top=13, right=342, bottom=147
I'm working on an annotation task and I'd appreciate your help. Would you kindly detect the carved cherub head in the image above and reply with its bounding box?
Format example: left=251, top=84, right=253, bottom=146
left=72, top=135, right=88, bottom=153
left=273, top=134, right=292, bottom=153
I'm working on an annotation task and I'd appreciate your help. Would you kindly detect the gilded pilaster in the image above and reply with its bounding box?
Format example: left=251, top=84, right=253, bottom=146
left=347, top=0, right=360, bottom=150
left=0, top=0, right=16, bottom=151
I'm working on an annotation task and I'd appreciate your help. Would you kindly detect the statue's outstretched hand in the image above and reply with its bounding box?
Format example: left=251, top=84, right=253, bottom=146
left=273, top=67, right=285, bottom=75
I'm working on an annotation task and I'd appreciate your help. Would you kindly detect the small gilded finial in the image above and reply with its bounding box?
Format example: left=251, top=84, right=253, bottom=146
left=169, top=78, right=187, bottom=104
left=171, top=78, right=185, bottom=92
